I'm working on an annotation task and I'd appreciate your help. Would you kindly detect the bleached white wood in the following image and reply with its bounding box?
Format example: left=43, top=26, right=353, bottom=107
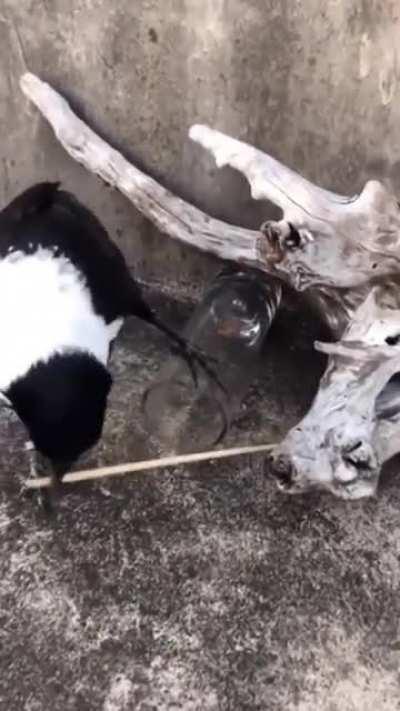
left=190, top=124, right=400, bottom=296
left=20, top=73, right=262, bottom=270
left=270, top=286, right=400, bottom=498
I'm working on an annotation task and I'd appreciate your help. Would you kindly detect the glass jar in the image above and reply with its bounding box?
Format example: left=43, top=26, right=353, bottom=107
left=143, top=267, right=281, bottom=452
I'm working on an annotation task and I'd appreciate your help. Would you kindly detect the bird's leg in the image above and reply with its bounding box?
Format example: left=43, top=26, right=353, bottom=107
left=24, top=441, right=54, bottom=514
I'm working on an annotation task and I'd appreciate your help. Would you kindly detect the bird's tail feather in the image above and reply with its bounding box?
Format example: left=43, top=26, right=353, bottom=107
left=142, top=311, right=228, bottom=436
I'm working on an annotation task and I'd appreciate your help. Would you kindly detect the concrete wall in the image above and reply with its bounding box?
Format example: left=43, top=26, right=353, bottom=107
left=1, top=0, right=400, bottom=294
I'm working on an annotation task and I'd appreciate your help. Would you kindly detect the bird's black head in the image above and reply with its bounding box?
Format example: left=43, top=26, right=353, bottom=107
left=7, top=351, right=112, bottom=478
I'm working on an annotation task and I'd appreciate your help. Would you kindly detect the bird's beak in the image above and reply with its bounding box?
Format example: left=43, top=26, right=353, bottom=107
left=51, top=457, right=75, bottom=483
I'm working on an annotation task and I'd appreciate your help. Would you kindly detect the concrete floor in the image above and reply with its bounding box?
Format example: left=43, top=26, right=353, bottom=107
left=1, top=293, right=400, bottom=711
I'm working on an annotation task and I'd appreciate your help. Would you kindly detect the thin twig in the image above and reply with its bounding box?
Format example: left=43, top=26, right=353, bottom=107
left=25, top=443, right=275, bottom=489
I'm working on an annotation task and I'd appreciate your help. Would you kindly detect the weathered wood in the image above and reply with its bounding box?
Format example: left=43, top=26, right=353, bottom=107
left=16, top=75, right=349, bottom=335
left=21, top=73, right=400, bottom=339
left=269, top=286, right=400, bottom=498
left=19, top=73, right=264, bottom=271
left=189, top=124, right=352, bottom=215
left=190, top=125, right=400, bottom=293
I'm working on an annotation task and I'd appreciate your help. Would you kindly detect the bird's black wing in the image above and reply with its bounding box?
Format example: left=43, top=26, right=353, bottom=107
left=0, top=183, right=221, bottom=391
left=54, top=188, right=223, bottom=393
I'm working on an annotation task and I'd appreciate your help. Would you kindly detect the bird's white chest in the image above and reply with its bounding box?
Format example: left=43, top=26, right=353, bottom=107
left=0, top=248, right=122, bottom=390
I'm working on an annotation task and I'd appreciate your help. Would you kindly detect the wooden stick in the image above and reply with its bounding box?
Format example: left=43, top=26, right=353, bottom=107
left=25, top=443, right=275, bottom=489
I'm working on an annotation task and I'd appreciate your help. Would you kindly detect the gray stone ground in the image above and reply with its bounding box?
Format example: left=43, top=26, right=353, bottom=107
left=1, top=292, right=400, bottom=711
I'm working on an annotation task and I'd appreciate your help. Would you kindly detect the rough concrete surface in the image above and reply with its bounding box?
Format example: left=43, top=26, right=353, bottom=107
left=1, top=294, right=400, bottom=711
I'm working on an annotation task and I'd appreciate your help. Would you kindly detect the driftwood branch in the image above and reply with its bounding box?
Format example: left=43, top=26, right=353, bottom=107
left=21, top=73, right=400, bottom=339
left=190, top=125, right=400, bottom=294
left=189, top=124, right=351, bottom=216
left=20, top=73, right=263, bottom=270
left=269, top=286, right=400, bottom=499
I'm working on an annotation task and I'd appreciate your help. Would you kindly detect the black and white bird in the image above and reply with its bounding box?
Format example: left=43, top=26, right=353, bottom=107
left=0, top=182, right=204, bottom=491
